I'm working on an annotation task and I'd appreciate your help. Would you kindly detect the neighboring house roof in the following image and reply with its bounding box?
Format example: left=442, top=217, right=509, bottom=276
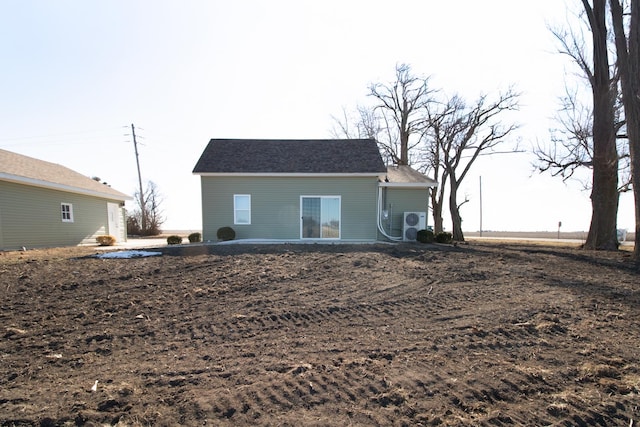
left=380, top=165, right=438, bottom=188
left=0, top=149, right=132, bottom=201
left=193, top=138, right=387, bottom=175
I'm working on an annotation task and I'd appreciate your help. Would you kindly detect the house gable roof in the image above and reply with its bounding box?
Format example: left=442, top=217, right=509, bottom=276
left=192, top=139, right=387, bottom=175
left=0, top=149, right=132, bottom=201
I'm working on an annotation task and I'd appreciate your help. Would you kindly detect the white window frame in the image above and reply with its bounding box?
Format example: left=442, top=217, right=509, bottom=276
left=300, top=195, right=341, bottom=240
left=233, top=194, right=251, bottom=225
left=61, top=203, right=74, bottom=223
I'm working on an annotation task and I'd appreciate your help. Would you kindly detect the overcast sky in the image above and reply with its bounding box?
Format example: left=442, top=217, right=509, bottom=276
left=0, top=1, right=635, bottom=232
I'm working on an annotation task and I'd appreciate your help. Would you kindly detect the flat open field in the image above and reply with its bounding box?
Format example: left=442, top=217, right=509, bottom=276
left=465, top=231, right=636, bottom=244
left=1, top=242, right=639, bottom=426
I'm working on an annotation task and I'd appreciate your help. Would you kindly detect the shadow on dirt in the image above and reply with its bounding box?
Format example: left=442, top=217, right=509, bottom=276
left=494, top=243, right=639, bottom=274
left=153, top=242, right=469, bottom=258
left=470, top=242, right=640, bottom=307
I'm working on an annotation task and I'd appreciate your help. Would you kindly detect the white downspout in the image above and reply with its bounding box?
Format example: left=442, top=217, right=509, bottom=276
left=377, top=186, right=403, bottom=241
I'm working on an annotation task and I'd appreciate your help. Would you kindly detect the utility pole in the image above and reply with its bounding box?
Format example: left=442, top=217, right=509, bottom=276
left=131, top=123, right=146, bottom=232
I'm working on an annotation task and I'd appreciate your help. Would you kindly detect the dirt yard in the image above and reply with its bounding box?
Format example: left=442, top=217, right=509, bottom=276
left=1, top=241, right=639, bottom=426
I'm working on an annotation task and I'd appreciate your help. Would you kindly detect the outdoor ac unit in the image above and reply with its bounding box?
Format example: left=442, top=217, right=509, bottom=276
left=403, top=212, right=427, bottom=241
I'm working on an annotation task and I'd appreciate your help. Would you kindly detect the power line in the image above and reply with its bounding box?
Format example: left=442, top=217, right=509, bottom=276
left=0, top=127, right=126, bottom=150
left=0, top=126, right=123, bottom=143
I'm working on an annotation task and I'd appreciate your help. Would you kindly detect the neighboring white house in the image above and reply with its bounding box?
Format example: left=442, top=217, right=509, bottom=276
left=0, top=149, right=132, bottom=250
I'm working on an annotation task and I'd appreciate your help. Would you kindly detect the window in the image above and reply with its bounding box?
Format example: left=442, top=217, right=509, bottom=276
left=301, top=196, right=340, bottom=239
left=61, top=203, right=74, bottom=223
left=234, top=194, right=251, bottom=224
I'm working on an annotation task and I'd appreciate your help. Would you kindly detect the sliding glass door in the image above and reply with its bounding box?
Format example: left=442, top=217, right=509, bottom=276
left=301, top=196, right=340, bottom=239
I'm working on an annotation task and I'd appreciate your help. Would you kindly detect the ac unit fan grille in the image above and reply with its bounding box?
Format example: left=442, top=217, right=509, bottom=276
left=404, top=213, right=419, bottom=226
left=404, top=227, right=418, bottom=241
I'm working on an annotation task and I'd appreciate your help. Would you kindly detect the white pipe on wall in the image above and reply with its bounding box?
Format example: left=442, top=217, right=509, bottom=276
left=377, top=187, right=403, bottom=241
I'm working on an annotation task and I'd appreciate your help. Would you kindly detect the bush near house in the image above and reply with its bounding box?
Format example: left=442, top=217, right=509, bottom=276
left=96, top=235, right=116, bottom=246
left=435, top=232, right=453, bottom=244
left=217, top=226, right=236, bottom=241
left=188, top=232, right=202, bottom=243
left=167, top=235, right=183, bottom=245
left=417, top=229, right=434, bottom=243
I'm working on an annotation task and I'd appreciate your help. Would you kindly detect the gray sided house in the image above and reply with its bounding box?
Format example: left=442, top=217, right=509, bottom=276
left=0, top=149, right=132, bottom=250
left=193, top=139, right=437, bottom=243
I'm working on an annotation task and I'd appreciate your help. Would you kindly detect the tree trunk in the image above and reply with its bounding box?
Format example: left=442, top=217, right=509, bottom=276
left=431, top=190, right=444, bottom=234
left=399, top=104, right=410, bottom=165
left=630, top=0, right=640, bottom=260
left=611, top=0, right=640, bottom=259
left=583, top=0, right=619, bottom=251
left=430, top=155, right=447, bottom=234
left=449, top=179, right=465, bottom=241
left=584, top=159, right=619, bottom=250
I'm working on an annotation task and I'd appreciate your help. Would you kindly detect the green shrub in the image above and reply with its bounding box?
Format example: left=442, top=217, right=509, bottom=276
left=416, top=229, right=434, bottom=243
left=435, top=231, right=453, bottom=244
left=96, top=235, right=116, bottom=246
left=166, top=235, right=183, bottom=245
left=217, top=226, right=236, bottom=241
left=188, top=232, right=202, bottom=243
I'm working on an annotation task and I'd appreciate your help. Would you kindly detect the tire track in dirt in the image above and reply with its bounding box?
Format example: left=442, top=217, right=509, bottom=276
left=110, top=250, right=600, bottom=424
left=153, top=283, right=555, bottom=424
left=200, top=250, right=633, bottom=425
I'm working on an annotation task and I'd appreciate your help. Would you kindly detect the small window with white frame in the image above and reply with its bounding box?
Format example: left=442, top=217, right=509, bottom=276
left=61, top=203, right=74, bottom=223
left=234, top=194, right=251, bottom=224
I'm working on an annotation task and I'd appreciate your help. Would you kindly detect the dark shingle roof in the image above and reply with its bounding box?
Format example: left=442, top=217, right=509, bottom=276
left=192, top=139, right=386, bottom=174
left=0, top=149, right=131, bottom=200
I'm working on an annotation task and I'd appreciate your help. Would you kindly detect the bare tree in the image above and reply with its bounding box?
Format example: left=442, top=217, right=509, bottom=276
left=537, top=1, right=620, bottom=250
left=333, top=65, right=519, bottom=238
left=329, top=107, right=356, bottom=139
left=330, top=106, right=377, bottom=139
left=127, top=181, right=165, bottom=236
left=368, top=63, right=435, bottom=166
left=425, top=90, right=520, bottom=241
left=423, top=96, right=462, bottom=234
left=330, top=64, right=435, bottom=168
left=610, top=0, right=640, bottom=259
